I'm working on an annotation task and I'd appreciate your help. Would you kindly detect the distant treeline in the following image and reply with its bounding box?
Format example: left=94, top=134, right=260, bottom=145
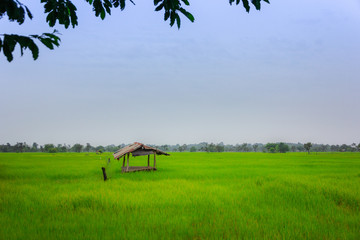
left=0, top=142, right=359, bottom=153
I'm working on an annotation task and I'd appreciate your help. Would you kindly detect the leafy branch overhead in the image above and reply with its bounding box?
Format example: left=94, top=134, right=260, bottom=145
left=0, top=0, right=270, bottom=62
left=0, top=31, right=60, bottom=62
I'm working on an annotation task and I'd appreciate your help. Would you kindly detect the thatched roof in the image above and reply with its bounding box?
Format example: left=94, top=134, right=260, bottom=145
left=113, top=142, right=170, bottom=159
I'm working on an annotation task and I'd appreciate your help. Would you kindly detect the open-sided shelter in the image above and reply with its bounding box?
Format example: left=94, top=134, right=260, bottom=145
left=113, top=142, right=170, bottom=173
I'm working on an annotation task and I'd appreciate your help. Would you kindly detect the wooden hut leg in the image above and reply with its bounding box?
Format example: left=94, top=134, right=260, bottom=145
left=153, top=153, right=156, bottom=168
left=122, top=156, right=125, bottom=167
left=126, top=153, right=130, bottom=171
left=148, top=155, right=150, bottom=167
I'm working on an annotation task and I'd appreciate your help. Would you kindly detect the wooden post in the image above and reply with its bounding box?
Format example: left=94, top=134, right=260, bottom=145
left=126, top=153, right=130, bottom=171
left=153, top=152, right=156, bottom=169
left=122, top=156, right=125, bottom=167
left=148, top=155, right=150, bottom=167
left=101, top=167, right=107, bottom=181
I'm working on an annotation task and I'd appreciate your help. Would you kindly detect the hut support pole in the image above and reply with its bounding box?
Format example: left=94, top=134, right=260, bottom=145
left=147, top=155, right=150, bottom=167
left=153, top=152, right=156, bottom=168
left=126, top=153, right=130, bottom=171
left=122, top=156, right=125, bottom=167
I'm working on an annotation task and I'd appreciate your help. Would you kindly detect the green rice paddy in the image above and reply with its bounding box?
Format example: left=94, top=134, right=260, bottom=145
left=0, top=152, right=359, bottom=239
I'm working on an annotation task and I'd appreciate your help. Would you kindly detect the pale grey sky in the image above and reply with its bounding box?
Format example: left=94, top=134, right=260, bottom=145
left=1, top=0, right=360, bottom=145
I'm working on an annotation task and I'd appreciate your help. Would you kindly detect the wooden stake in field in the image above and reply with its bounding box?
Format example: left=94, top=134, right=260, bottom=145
left=101, top=167, right=107, bottom=181
left=113, top=142, right=170, bottom=173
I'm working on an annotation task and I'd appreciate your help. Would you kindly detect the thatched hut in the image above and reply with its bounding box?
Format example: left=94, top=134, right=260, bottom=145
left=113, top=142, right=170, bottom=173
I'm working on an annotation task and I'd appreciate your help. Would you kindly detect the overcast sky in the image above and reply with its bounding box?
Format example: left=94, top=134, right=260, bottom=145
left=1, top=0, right=360, bottom=146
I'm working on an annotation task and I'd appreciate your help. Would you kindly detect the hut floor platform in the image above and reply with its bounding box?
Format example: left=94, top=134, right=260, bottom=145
left=121, top=166, right=157, bottom=173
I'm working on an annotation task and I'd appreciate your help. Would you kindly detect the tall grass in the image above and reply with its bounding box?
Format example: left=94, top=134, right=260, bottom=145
left=0, top=152, right=359, bottom=239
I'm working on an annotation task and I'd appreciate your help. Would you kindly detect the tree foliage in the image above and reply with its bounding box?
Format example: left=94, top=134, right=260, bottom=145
left=0, top=0, right=270, bottom=62
left=276, top=142, right=289, bottom=153
left=304, top=142, right=312, bottom=154
left=72, top=143, right=84, bottom=153
left=265, top=142, right=289, bottom=153
left=1, top=141, right=359, bottom=153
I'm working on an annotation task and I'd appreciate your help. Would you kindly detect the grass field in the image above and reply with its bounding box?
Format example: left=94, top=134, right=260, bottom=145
left=0, top=152, right=359, bottom=239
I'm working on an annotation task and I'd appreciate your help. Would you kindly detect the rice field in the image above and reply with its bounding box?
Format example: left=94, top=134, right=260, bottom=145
left=0, top=152, right=359, bottom=239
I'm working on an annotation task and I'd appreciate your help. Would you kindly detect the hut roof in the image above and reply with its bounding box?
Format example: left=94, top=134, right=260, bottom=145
left=113, top=142, right=170, bottom=159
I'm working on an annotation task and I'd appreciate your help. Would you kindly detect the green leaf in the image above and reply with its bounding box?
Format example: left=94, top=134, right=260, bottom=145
left=46, top=11, right=56, bottom=27
left=179, top=8, right=194, bottom=22
left=251, top=0, right=261, bottom=10
left=155, top=3, right=164, bottom=11
left=181, top=0, right=190, bottom=6
left=175, top=13, right=181, bottom=29
left=154, top=0, right=162, bottom=5
left=113, top=0, right=119, bottom=8
left=104, top=4, right=111, bottom=14
left=25, top=6, right=33, bottom=19
left=27, top=39, right=39, bottom=60
left=100, top=9, right=106, bottom=19
left=40, top=38, right=54, bottom=50
left=164, top=11, right=170, bottom=21
left=242, top=0, right=250, bottom=12
left=170, top=11, right=175, bottom=26
left=3, top=35, right=16, bottom=62
left=120, top=0, right=126, bottom=10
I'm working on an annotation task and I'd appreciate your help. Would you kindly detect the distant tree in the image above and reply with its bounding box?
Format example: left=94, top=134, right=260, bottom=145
left=105, top=144, right=118, bottom=152
left=265, top=143, right=277, bottom=153
left=56, top=144, right=67, bottom=152
left=4, top=143, right=12, bottom=152
left=208, top=143, right=217, bottom=152
left=296, top=144, right=305, bottom=152
left=304, top=142, right=312, bottom=154
left=31, top=142, right=38, bottom=152
left=318, top=144, right=328, bottom=152
left=330, top=145, right=339, bottom=152
left=182, top=144, right=187, bottom=151
left=357, top=143, right=360, bottom=152
left=118, top=143, right=125, bottom=149
left=0, top=143, right=12, bottom=152
left=200, top=143, right=209, bottom=153
left=0, top=144, right=7, bottom=152
left=276, top=142, right=289, bottom=153
left=215, top=144, right=225, bottom=152
left=242, top=143, right=249, bottom=152
left=253, top=144, right=259, bottom=152
left=291, top=146, right=296, bottom=152
left=14, top=142, right=26, bottom=153
left=351, top=143, right=357, bottom=152
left=178, top=144, right=187, bottom=152
left=339, top=144, right=347, bottom=152
left=160, top=145, right=169, bottom=151
left=72, top=144, right=83, bottom=153
left=190, top=146, right=196, bottom=152
left=44, top=144, right=55, bottom=153
left=84, top=143, right=92, bottom=152
left=225, top=144, right=235, bottom=152
left=95, top=145, right=104, bottom=152
left=48, top=147, right=57, bottom=153
left=63, top=144, right=69, bottom=152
